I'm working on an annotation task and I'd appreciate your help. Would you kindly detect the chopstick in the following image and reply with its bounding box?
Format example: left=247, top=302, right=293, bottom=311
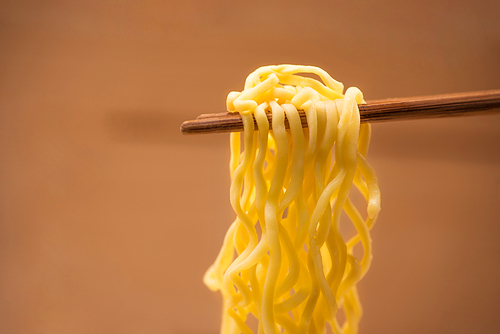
left=180, top=89, right=500, bottom=135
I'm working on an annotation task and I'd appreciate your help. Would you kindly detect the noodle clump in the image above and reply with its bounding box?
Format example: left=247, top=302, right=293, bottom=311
left=204, top=65, right=381, bottom=334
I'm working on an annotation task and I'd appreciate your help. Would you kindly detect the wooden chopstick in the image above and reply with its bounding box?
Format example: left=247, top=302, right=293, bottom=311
left=180, top=89, right=500, bottom=135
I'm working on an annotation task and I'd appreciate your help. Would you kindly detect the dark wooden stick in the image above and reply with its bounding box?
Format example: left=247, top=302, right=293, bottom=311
left=180, top=89, right=500, bottom=135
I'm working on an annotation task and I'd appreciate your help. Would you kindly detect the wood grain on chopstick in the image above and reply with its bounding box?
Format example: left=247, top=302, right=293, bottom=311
left=180, top=89, right=500, bottom=135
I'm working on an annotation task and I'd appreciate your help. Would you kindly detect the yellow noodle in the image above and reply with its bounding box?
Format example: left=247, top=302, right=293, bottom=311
left=204, top=65, right=381, bottom=333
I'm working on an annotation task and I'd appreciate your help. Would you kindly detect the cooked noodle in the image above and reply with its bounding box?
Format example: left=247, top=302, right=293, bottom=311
left=204, top=65, right=381, bottom=334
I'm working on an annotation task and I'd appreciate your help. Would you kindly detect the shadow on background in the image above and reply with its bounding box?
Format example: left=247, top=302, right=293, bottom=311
left=103, top=110, right=227, bottom=147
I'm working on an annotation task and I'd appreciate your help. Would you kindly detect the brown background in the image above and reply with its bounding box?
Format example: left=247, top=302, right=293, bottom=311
left=1, top=1, right=500, bottom=333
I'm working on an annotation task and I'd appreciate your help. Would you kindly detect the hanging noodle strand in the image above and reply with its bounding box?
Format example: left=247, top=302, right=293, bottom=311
left=204, top=65, right=381, bottom=334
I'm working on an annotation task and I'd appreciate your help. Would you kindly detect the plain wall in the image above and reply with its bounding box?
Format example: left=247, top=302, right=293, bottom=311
left=1, top=1, right=499, bottom=333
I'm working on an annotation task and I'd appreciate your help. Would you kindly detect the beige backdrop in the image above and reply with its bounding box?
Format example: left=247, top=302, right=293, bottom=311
left=1, top=1, right=499, bottom=333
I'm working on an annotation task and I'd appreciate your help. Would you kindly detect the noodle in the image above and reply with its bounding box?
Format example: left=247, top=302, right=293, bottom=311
left=204, top=65, right=381, bottom=334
